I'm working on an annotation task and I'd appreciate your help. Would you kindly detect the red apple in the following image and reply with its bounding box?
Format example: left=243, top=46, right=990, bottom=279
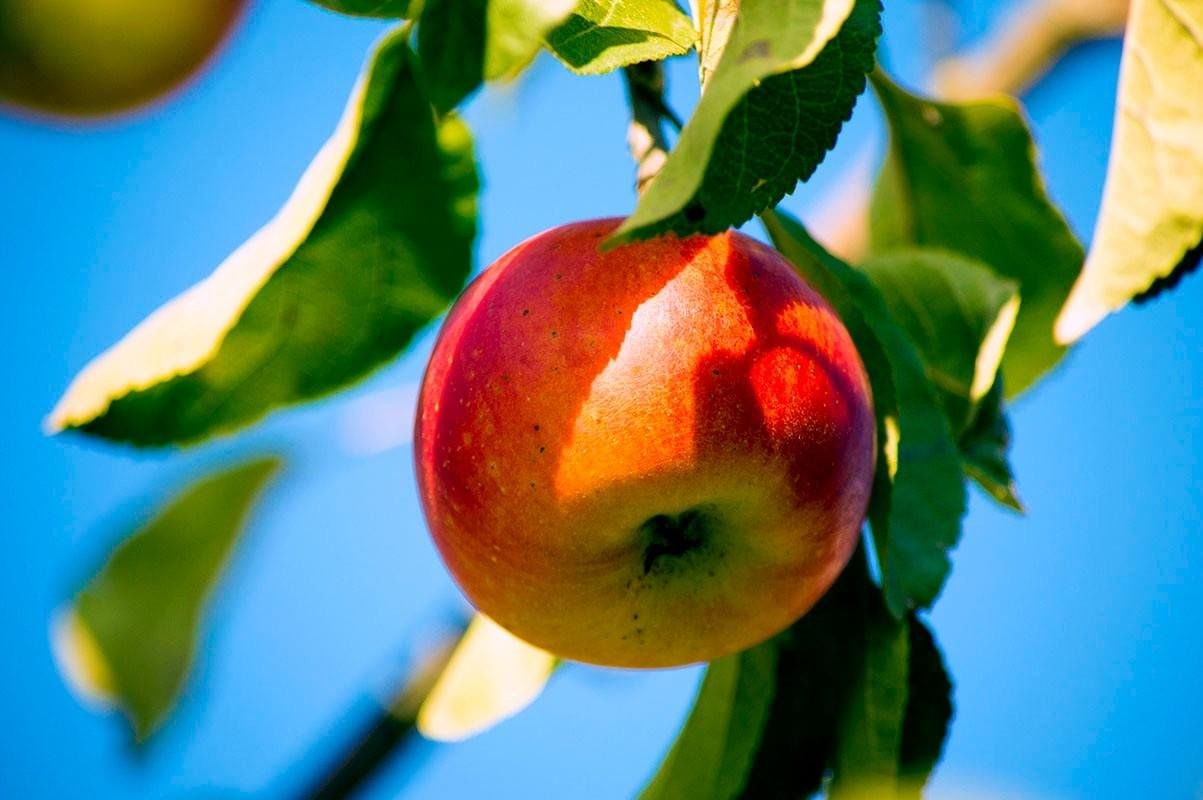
left=415, top=219, right=875, bottom=668
left=0, top=0, right=246, bottom=120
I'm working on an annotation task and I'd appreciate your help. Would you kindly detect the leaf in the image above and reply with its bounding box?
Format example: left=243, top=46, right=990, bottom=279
left=856, top=249, right=1024, bottom=511
left=869, top=71, right=1084, bottom=397
left=51, top=457, right=281, bottom=741
left=959, top=378, right=1023, bottom=512
left=763, top=209, right=966, bottom=616
left=417, top=0, right=578, bottom=111
left=640, top=643, right=776, bottom=800
left=740, top=546, right=910, bottom=798
left=859, top=249, right=1019, bottom=435
left=416, top=614, right=557, bottom=742
left=544, top=0, right=696, bottom=76
left=1055, top=0, right=1203, bottom=343
left=897, top=616, right=954, bottom=797
left=309, top=0, right=412, bottom=17
left=47, top=29, right=478, bottom=447
left=829, top=601, right=909, bottom=798
left=610, top=0, right=881, bottom=244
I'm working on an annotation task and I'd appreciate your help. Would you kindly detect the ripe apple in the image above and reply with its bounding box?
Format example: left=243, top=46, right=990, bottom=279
left=0, top=0, right=246, bottom=120
left=415, top=219, right=876, bottom=668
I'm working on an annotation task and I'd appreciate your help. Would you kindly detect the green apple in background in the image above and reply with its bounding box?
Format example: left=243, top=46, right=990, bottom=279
left=0, top=0, right=247, bottom=120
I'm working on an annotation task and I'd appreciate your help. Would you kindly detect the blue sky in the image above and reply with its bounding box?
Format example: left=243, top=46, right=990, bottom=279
left=2, top=1, right=1201, bottom=798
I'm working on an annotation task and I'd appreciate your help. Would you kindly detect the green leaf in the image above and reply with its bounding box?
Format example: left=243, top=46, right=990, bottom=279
left=52, top=457, right=281, bottom=742
left=611, top=0, right=881, bottom=244
left=1055, top=0, right=1203, bottom=342
left=48, top=29, right=478, bottom=447
left=309, top=0, right=412, bottom=17
left=640, top=642, right=776, bottom=800
left=417, top=0, right=578, bottom=111
left=544, top=0, right=696, bottom=76
left=829, top=587, right=909, bottom=798
left=869, top=72, right=1084, bottom=397
left=898, top=616, right=954, bottom=797
left=417, top=614, right=557, bottom=742
left=859, top=249, right=1019, bottom=435
left=763, top=209, right=966, bottom=616
left=959, top=377, right=1023, bottom=512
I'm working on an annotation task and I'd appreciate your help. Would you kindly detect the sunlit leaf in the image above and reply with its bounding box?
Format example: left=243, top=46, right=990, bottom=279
left=309, top=0, right=412, bottom=17
left=545, top=0, right=696, bottom=75
left=640, top=643, right=775, bottom=800
left=860, top=249, right=1019, bottom=434
left=417, top=0, right=578, bottom=111
left=416, top=614, right=557, bottom=742
left=763, top=210, right=965, bottom=616
left=51, top=457, right=281, bottom=741
left=48, top=28, right=478, bottom=447
left=869, top=72, right=1083, bottom=397
left=898, top=616, right=954, bottom=797
left=611, top=0, right=881, bottom=243
left=1055, top=0, right=1203, bottom=342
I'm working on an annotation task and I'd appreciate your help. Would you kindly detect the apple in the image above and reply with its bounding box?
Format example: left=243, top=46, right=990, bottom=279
left=0, top=0, right=246, bottom=120
left=415, top=219, right=876, bottom=668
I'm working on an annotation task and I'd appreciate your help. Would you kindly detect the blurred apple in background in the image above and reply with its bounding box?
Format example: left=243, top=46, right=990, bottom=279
left=0, top=0, right=247, bottom=120
left=415, top=219, right=877, bottom=669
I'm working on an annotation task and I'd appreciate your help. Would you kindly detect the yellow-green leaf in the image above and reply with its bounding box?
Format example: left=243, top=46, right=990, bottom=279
left=416, top=614, right=557, bottom=742
left=1055, top=0, right=1203, bottom=342
left=545, top=0, right=696, bottom=76
left=48, top=28, right=478, bottom=447
left=52, top=457, right=281, bottom=741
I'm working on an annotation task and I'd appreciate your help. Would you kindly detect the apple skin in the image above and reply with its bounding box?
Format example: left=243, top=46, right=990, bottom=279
left=415, top=219, right=875, bottom=668
left=0, top=0, right=246, bottom=120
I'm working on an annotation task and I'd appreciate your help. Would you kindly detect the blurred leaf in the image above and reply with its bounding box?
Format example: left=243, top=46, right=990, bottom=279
left=897, top=616, right=954, bottom=797
left=869, top=72, right=1083, bottom=397
left=611, top=0, right=881, bottom=244
left=1055, top=0, right=1203, bottom=342
left=763, top=209, right=965, bottom=616
left=417, top=615, right=557, bottom=742
left=417, top=0, right=577, bottom=111
left=48, top=28, right=478, bottom=447
left=960, top=378, right=1023, bottom=512
left=641, top=643, right=776, bottom=800
left=309, top=0, right=412, bottom=17
left=52, top=457, right=281, bottom=741
left=860, top=249, right=1019, bottom=434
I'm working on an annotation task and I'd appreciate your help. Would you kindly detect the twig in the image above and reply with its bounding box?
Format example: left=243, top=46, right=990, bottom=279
left=622, top=61, right=676, bottom=194
left=292, top=632, right=461, bottom=800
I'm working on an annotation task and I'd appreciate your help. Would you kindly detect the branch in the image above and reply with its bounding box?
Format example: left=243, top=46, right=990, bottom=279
left=293, top=630, right=461, bottom=800
left=622, top=61, right=676, bottom=195
left=931, top=0, right=1128, bottom=99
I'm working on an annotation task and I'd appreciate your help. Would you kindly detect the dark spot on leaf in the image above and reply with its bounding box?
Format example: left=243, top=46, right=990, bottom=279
left=684, top=202, right=706, bottom=223
left=739, top=39, right=772, bottom=62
